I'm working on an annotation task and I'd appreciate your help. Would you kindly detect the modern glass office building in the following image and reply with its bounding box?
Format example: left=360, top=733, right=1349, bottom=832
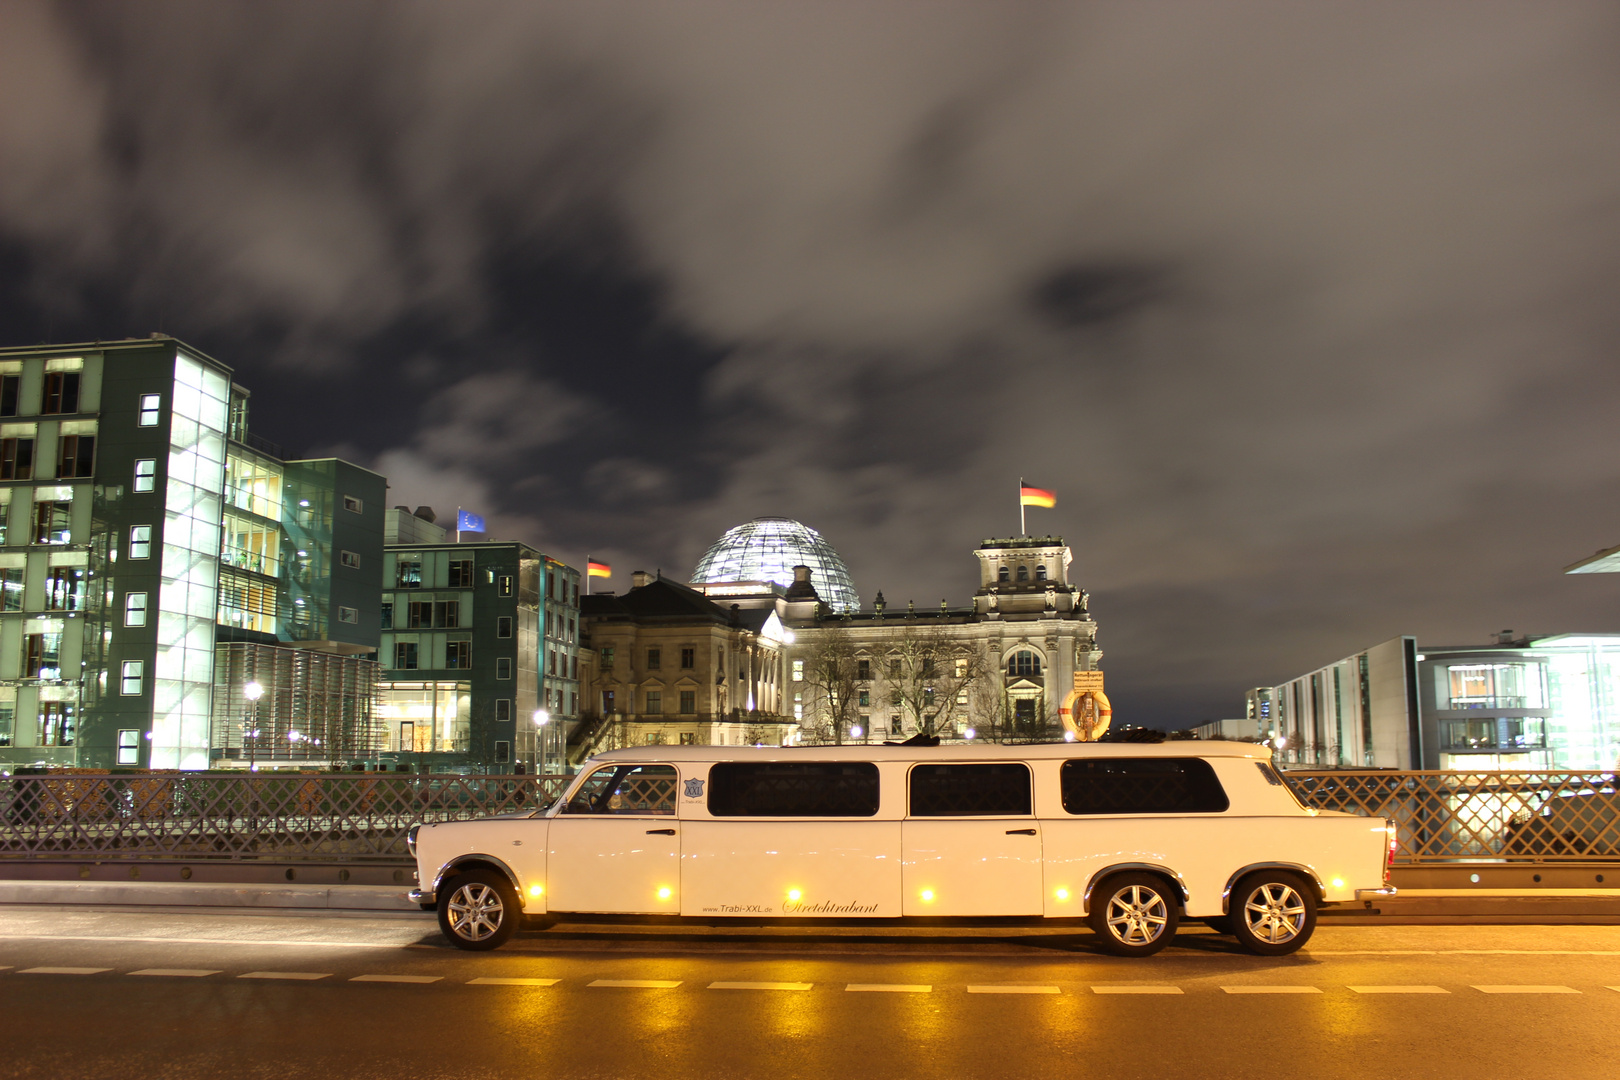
left=0, top=337, right=385, bottom=770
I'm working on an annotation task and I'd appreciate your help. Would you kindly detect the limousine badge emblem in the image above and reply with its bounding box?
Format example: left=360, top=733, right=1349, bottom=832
left=683, top=778, right=706, bottom=798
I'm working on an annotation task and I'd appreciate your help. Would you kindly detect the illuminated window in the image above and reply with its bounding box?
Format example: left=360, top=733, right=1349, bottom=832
left=124, top=592, right=148, bottom=627
left=138, top=393, right=161, bottom=427
left=121, top=661, right=144, bottom=696
left=342, top=495, right=362, bottom=513
left=133, top=458, right=156, bottom=493
left=339, top=550, right=361, bottom=569
left=116, top=728, right=140, bottom=765
left=129, top=524, right=152, bottom=560
left=792, top=659, right=804, bottom=682
left=337, top=606, right=358, bottom=624
left=497, top=574, right=513, bottom=597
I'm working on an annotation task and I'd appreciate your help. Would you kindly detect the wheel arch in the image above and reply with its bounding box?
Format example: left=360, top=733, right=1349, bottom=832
left=431, top=854, right=522, bottom=898
left=1082, top=863, right=1190, bottom=917
left=1221, top=862, right=1325, bottom=914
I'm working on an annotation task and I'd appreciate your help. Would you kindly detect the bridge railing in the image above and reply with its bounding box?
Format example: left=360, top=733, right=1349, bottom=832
left=0, top=773, right=573, bottom=863
left=1285, top=769, right=1620, bottom=862
left=0, top=769, right=1614, bottom=864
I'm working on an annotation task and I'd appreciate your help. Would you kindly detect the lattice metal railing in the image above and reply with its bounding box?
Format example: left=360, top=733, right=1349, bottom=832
left=1286, top=770, right=1620, bottom=862
left=1, top=769, right=1617, bottom=865
left=0, top=774, right=572, bottom=863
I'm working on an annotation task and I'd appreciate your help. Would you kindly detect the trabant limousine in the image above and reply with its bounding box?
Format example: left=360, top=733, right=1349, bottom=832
left=408, top=741, right=1396, bottom=957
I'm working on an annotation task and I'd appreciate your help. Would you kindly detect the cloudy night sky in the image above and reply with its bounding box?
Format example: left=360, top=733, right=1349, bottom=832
left=2, top=2, right=1619, bottom=727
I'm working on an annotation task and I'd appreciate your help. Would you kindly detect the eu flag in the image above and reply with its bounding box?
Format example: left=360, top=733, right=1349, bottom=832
left=456, top=510, right=486, bottom=533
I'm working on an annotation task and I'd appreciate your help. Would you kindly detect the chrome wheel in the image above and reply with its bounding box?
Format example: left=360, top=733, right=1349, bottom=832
left=447, top=881, right=505, bottom=942
left=1241, top=881, right=1307, bottom=944
left=1104, top=883, right=1170, bottom=947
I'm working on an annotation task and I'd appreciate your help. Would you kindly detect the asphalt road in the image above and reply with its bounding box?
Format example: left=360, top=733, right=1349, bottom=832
left=0, top=909, right=1616, bottom=1080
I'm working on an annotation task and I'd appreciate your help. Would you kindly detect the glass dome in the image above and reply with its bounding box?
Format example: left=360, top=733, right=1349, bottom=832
left=690, top=517, right=860, bottom=613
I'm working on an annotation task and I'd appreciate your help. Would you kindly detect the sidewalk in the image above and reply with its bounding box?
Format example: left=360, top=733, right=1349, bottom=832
left=0, top=879, right=426, bottom=914
left=0, top=879, right=1616, bottom=923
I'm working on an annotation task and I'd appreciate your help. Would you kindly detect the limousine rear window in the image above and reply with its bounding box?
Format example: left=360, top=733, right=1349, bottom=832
left=707, top=762, right=881, bottom=817
left=909, top=763, right=1031, bottom=816
left=1059, top=758, right=1229, bottom=815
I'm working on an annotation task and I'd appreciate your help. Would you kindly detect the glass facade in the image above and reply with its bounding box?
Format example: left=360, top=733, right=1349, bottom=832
left=690, top=517, right=860, bottom=613
left=377, top=681, right=471, bottom=753
left=149, top=353, right=230, bottom=770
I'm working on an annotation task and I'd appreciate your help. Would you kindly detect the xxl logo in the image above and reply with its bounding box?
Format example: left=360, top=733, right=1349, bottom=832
left=683, top=778, right=706, bottom=799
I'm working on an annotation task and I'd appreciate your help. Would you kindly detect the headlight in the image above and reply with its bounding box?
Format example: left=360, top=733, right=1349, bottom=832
left=407, top=823, right=420, bottom=857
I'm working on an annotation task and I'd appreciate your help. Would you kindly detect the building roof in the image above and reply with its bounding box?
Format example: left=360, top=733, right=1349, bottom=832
left=583, top=577, right=741, bottom=625
left=1565, top=544, right=1620, bottom=574
left=690, top=517, right=860, bottom=613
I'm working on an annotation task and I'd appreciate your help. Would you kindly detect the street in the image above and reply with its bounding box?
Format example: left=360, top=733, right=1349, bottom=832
left=0, top=909, right=1614, bottom=1079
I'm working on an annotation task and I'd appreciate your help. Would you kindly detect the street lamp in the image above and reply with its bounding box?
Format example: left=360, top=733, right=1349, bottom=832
left=533, top=709, right=550, bottom=775
left=243, top=682, right=263, bottom=772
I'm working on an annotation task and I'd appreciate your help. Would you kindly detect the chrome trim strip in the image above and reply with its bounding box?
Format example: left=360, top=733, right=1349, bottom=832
left=407, top=887, right=435, bottom=905
left=1081, top=863, right=1191, bottom=916
left=1221, top=861, right=1326, bottom=914
left=1355, top=886, right=1398, bottom=900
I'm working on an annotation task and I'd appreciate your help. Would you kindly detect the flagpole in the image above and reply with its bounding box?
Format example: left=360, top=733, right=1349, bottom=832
left=1019, top=478, right=1026, bottom=537
left=586, top=557, right=592, bottom=596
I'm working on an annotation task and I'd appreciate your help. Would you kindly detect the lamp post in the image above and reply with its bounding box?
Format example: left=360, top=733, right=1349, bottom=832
left=532, top=709, right=550, bottom=776
left=243, top=682, right=263, bottom=772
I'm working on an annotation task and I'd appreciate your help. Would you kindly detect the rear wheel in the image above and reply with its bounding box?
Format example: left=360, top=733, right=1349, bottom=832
left=1229, top=871, right=1316, bottom=956
left=438, top=869, right=519, bottom=951
left=1088, top=873, right=1180, bottom=957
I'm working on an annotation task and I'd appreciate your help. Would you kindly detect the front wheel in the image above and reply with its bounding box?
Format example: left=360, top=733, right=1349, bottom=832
left=1088, top=872, right=1180, bottom=957
left=1229, top=871, right=1316, bottom=956
left=438, top=869, right=520, bottom=951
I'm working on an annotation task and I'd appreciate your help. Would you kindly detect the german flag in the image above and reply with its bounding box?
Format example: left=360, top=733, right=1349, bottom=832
left=587, top=559, right=611, bottom=578
left=1019, top=484, right=1056, bottom=508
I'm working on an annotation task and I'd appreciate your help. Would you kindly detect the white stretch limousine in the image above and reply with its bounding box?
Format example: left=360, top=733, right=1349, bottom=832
left=408, top=741, right=1395, bottom=957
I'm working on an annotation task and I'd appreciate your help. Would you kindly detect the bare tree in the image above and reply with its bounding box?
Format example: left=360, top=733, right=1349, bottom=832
left=886, top=622, right=989, bottom=738
left=970, top=680, right=1060, bottom=744
left=795, top=623, right=862, bottom=744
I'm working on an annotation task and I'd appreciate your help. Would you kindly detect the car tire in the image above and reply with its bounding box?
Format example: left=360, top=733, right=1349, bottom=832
left=438, top=869, right=520, bottom=951
left=1088, top=872, right=1180, bottom=957
left=1229, top=871, right=1316, bottom=956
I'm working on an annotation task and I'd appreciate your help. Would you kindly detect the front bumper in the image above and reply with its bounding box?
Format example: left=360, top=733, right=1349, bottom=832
left=408, top=887, right=436, bottom=906
left=1355, top=886, right=1398, bottom=900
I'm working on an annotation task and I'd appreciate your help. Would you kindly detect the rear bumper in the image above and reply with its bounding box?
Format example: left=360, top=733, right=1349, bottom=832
left=408, top=888, right=435, bottom=906
left=1355, top=886, right=1398, bottom=900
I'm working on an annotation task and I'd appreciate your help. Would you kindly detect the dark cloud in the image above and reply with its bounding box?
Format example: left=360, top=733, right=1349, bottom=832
left=3, top=1, right=1620, bottom=725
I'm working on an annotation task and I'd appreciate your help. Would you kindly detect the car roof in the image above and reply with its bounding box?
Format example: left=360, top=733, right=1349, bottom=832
left=583, top=740, right=1271, bottom=764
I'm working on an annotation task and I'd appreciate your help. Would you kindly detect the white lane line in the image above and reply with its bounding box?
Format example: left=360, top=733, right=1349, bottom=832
left=19, top=967, right=111, bottom=975
left=847, top=984, right=932, bottom=993
left=1473, top=985, right=1579, bottom=994
left=130, top=969, right=221, bottom=978
left=351, top=974, right=443, bottom=984
left=1092, top=986, right=1183, bottom=995
left=1609, top=987, right=1620, bottom=994
left=1349, top=986, right=1450, bottom=995
left=967, top=985, right=1061, bottom=994
left=0, top=934, right=400, bottom=950
left=1317, top=950, right=1620, bottom=957
left=709, top=981, right=812, bottom=991
left=468, top=977, right=562, bottom=987
left=238, top=971, right=331, bottom=981
left=1222, top=986, right=1321, bottom=995
left=589, top=979, right=681, bottom=989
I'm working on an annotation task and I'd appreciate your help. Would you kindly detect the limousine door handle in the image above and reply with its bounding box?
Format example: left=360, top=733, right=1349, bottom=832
left=1005, top=828, right=1038, bottom=835
left=646, top=828, right=677, bottom=835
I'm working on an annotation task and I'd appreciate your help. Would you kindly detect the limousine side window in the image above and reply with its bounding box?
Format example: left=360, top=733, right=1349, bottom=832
left=562, top=764, right=677, bottom=816
left=1059, top=758, right=1229, bottom=815
left=908, top=763, right=1031, bottom=816
left=707, top=762, right=880, bottom=817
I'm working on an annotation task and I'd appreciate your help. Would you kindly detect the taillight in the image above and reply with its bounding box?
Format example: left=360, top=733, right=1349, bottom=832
left=1384, top=823, right=1397, bottom=882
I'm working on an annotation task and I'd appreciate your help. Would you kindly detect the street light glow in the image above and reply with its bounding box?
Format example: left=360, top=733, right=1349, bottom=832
left=243, top=682, right=263, bottom=701
left=533, top=709, right=550, bottom=727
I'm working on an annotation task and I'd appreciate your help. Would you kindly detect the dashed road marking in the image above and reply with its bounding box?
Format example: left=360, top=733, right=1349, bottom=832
left=846, top=983, right=932, bottom=993
left=1473, top=985, right=1579, bottom=994
left=238, top=971, right=331, bottom=981
left=709, top=981, right=812, bottom=991
left=130, top=969, right=220, bottom=977
left=468, top=977, right=561, bottom=986
left=967, top=985, right=1061, bottom=994
left=589, top=979, right=681, bottom=989
left=1349, top=986, right=1450, bottom=994
left=1092, top=986, right=1183, bottom=995
left=0, top=934, right=399, bottom=950
left=351, top=974, right=442, bottom=984
left=1222, top=986, right=1321, bottom=994
left=19, top=967, right=111, bottom=975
